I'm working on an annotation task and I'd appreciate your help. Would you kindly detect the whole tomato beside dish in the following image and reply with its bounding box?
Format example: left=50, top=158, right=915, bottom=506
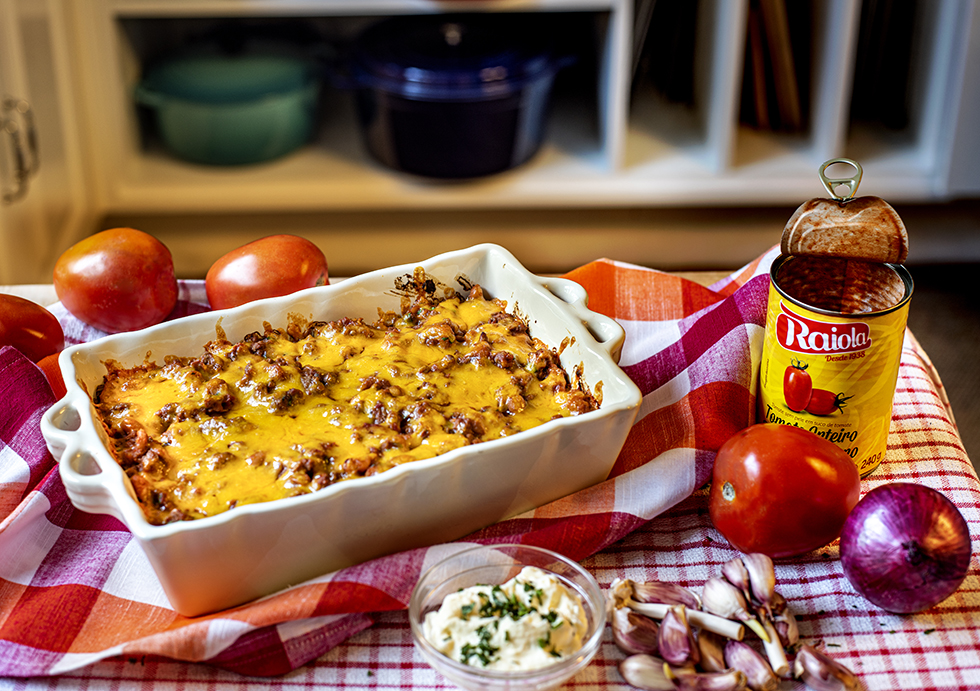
left=53, top=227, right=178, bottom=333
left=0, top=294, right=64, bottom=362
left=708, top=423, right=861, bottom=558
left=205, top=234, right=328, bottom=310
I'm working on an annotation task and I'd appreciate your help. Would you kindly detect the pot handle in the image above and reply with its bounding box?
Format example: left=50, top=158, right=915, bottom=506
left=133, top=83, right=166, bottom=109
left=538, top=276, right=626, bottom=364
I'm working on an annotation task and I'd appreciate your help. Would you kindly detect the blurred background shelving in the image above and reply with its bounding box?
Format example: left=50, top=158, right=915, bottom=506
left=1, top=0, right=979, bottom=281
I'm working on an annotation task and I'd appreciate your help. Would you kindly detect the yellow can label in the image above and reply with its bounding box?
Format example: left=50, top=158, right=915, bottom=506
left=758, top=265, right=911, bottom=476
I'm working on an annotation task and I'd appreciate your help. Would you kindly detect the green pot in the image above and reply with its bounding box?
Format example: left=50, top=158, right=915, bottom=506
left=135, top=54, right=320, bottom=166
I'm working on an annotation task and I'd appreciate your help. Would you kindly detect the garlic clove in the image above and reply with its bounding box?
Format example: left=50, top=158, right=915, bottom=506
left=609, top=577, right=638, bottom=611
left=721, top=557, right=752, bottom=599
left=774, top=607, right=799, bottom=649
left=612, top=606, right=661, bottom=655
left=768, top=590, right=788, bottom=616
left=659, top=605, right=700, bottom=667
left=702, top=577, right=751, bottom=620
left=724, top=640, right=778, bottom=691
left=702, top=577, right=770, bottom=642
left=793, top=644, right=863, bottom=691
left=742, top=553, right=776, bottom=608
left=667, top=665, right=749, bottom=691
left=632, top=580, right=703, bottom=610
left=619, top=654, right=677, bottom=691
left=620, top=654, right=749, bottom=691
left=697, top=629, right=728, bottom=673
left=609, top=578, right=746, bottom=641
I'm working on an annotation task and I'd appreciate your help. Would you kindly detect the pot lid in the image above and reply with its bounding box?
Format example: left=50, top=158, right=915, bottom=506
left=352, top=14, right=557, bottom=99
left=141, top=53, right=314, bottom=104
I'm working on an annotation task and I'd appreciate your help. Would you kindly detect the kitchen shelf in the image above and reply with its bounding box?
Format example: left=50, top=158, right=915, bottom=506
left=60, top=0, right=980, bottom=214
left=4, top=0, right=977, bottom=284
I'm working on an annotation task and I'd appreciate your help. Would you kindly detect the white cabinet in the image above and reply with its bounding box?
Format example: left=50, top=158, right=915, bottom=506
left=66, top=0, right=980, bottom=216
left=69, top=0, right=627, bottom=214
left=3, top=0, right=979, bottom=281
left=0, top=0, right=92, bottom=284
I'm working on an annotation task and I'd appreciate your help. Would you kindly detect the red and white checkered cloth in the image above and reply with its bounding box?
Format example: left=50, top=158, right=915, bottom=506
left=1, top=248, right=977, bottom=690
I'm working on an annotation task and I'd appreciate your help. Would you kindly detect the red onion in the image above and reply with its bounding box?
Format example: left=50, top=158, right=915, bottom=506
left=839, top=482, right=972, bottom=613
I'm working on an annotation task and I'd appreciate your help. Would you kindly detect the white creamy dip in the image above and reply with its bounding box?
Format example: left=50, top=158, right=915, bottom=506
left=421, top=565, right=589, bottom=671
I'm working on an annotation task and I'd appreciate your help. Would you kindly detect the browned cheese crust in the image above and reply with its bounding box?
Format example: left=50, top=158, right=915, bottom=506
left=94, top=278, right=598, bottom=525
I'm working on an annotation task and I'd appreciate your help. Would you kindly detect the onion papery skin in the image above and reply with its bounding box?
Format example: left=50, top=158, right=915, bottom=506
left=839, top=483, right=973, bottom=613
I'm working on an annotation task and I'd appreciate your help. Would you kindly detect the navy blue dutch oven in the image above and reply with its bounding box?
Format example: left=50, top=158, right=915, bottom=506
left=349, top=14, right=575, bottom=179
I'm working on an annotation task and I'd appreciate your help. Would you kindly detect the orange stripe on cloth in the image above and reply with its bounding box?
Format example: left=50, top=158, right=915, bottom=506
left=610, top=402, right=695, bottom=478
left=112, top=582, right=332, bottom=662
left=517, top=513, right=618, bottom=563
left=313, top=581, right=406, bottom=616
left=0, top=582, right=100, bottom=653
left=563, top=259, right=725, bottom=322
left=709, top=248, right=776, bottom=298
left=63, top=575, right=405, bottom=662
left=0, top=579, right=27, bottom=631
left=0, top=483, right=28, bottom=527
left=173, top=582, right=329, bottom=627
left=609, top=381, right=753, bottom=479
left=67, top=592, right=179, bottom=652
left=59, top=582, right=333, bottom=661
left=120, top=623, right=212, bottom=662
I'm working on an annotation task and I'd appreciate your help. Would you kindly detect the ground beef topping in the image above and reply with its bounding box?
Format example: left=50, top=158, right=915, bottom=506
left=94, top=276, right=599, bottom=525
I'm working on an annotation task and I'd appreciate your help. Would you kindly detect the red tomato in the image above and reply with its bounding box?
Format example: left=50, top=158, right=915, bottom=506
left=53, top=228, right=178, bottom=333
left=205, top=235, right=328, bottom=310
left=805, top=389, right=850, bottom=416
left=0, top=294, right=65, bottom=362
left=782, top=360, right=812, bottom=412
left=37, top=352, right=67, bottom=399
left=709, top=423, right=861, bottom=558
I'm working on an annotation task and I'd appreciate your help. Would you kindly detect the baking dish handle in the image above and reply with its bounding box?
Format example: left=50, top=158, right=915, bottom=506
left=43, top=400, right=122, bottom=520
left=538, top=276, right=626, bottom=363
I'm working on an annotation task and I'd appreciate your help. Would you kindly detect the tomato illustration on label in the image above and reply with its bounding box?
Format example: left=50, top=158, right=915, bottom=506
left=783, top=359, right=812, bottom=412
left=805, top=389, right=851, bottom=416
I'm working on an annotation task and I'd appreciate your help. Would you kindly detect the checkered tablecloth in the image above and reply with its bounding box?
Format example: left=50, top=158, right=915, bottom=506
left=1, top=248, right=977, bottom=690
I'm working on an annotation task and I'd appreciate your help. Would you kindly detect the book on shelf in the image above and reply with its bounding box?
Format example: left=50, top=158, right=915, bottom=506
left=740, top=0, right=810, bottom=133
left=850, top=0, right=915, bottom=130
left=632, top=0, right=698, bottom=106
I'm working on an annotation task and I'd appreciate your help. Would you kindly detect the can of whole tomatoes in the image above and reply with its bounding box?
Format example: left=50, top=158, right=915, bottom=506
left=758, top=256, right=912, bottom=475
left=758, top=160, right=913, bottom=476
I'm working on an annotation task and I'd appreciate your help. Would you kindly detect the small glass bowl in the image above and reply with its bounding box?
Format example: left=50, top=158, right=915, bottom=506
left=408, top=543, right=605, bottom=691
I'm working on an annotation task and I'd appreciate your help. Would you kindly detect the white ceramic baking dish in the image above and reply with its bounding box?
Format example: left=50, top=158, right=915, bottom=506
left=41, top=244, right=641, bottom=616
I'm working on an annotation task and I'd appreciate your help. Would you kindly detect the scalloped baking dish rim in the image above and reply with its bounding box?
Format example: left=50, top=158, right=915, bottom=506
left=40, top=243, right=642, bottom=616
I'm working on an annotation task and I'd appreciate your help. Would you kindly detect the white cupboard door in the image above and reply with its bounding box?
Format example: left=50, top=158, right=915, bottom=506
left=0, top=0, right=91, bottom=285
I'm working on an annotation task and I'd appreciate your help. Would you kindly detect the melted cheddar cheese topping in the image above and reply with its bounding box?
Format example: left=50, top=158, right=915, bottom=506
left=95, top=282, right=598, bottom=525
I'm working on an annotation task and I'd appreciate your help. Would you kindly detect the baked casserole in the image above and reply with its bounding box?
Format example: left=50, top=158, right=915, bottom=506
left=94, top=269, right=599, bottom=525
left=45, top=244, right=640, bottom=615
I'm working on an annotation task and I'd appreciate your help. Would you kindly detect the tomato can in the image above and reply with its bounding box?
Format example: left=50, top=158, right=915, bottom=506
left=758, top=254, right=913, bottom=476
